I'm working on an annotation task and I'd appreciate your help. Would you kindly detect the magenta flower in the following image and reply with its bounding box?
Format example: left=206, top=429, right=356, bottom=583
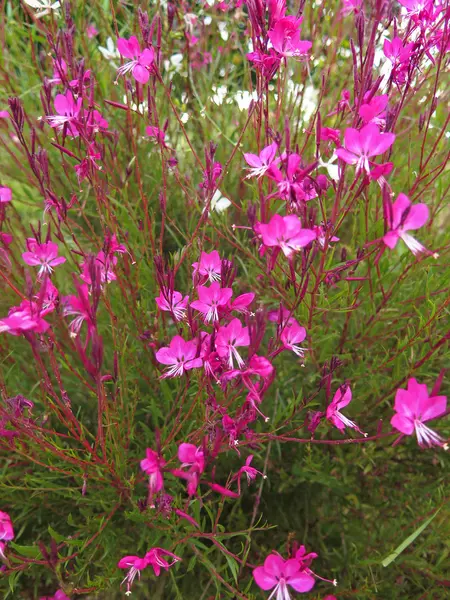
left=178, top=443, right=205, bottom=473
left=47, top=91, right=82, bottom=137
left=383, top=37, right=414, bottom=68
left=336, top=124, right=395, bottom=174
left=398, top=0, right=433, bottom=17
left=155, top=289, right=189, bottom=321
left=140, top=448, right=166, bottom=503
left=391, top=378, right=447, bottom=449
left=86, top=24, right=98, bottom=38
left=244, top=142, right=279, bottom=179
left=62, top=284, right=96, bottom=339
left=383, top=193, right=432, bottom=257
left=155, top=336, right=203, bottom=378
left=192, top=250, right=222, bottom=282
left=0, top=511, right=14, bottom=542
left=0, top=301, right=50, bottom=336
left=118, top=549, right=180, bottom=595
left=22, top=238, right=66, bottom=278
left=0, top=186, right=12, bottom=203
left=116, top=36, right=155, bottom=84
left=190, top=282, right=233, bottom=322
left=216, top=318, right=250, bottom=369
left=326, top=385, right=366, bottom=436
left=268, top=17, right=312, bottom=59
left=280, top=320, right=307, bottom=359
left=39, top=591, right=70, bottom=600
left=253, top=553, right=316, bottom=598
left=233, top=455, right=266, bottom=494
left=269, top=153, right=317, bottom=203
left=146, top=125, right=167, bottom=147
left=359, top=94, right=388, bottom=126
left=80, top=251, right=117, bottom=285
left=258, top=214, right=316, bottom=258
left=341, top=0, right=362, bottom=16
left=144, top=547, right=181, bottom=576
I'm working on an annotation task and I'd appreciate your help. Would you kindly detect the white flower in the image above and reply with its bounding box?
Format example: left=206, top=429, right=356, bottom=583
left=210, top=190, right=231, bottom=213
left=318, top=153, right=339, bottom=182
left=180, top=113, right=190, bottom=124
left=23, top=0, right=61, bottom=18
left=218, top=22, right=229, bottom=41
left=211, top=85, right=229, bottom=106
left=98, top=37, right=120, bottom=66
left=234, top=90, right=258, bottom=111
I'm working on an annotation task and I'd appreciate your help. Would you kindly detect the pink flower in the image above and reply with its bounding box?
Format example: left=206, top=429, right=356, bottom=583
left=253, top=553, right=316, bottom=598
left=336, top=124, right=395, bottom=174
left=326, top=385, right=366, bottom=436
left=39, top=591, right=70, bottom=600
left=391, top=378, right=447, bottom=448
left=268, top=17, right=312, bottom=59
left=116, top=36, right=155, bottom=84
left=178, top=443, right=205, bottom=473
left=86, top=24, right=98, bottom=38
left=47, top=91, right=82, bottom=137
left=269, top=153, right=317, bottom=203
left=118, top=549, right=181, bottom=595
left=155, top=289, right=189, bottom=321
left=383, top=37, right=414, bottom=66
left=216, top=318, right=250, bottom=368
left=140, top=449, right=166, bottom=503
left=155, top=336, right=203, bottom=378
left=0, top=186, right=12, bottom=203
left=244, top=142, right=279, bottom=179
left=398, top=0, right=433, bottom=17
left=80, top=251, right=117, bottom=285
left=280, top=320, right=307, bottom=359
left=192, top=250, right=222, bottom=282
left=341, top=0, right=362, bottom=16
left=144, top=547, right=181, bottom=576
left=358, top=94, right=388, bottom=127
left=0, top=301, right=50, bottom=336
left=0, top=511, right=14, bottom=541
left=233, top=455, right=266, bottom=494
left=146, top=126, right=167, bottom=147
left=62, top=284, right=96, bottom=338
left=22, top=238, right=66, bottom=277
left=258, top=214, right=316, bottom=258
left=190, top=282, right=233, bottom=322
left=383, top=193, right=432, bottom=257
left=313, top=225, right=339, bottom=249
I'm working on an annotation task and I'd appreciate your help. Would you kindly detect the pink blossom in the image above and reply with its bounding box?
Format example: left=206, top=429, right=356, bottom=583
left=268, top=154, right=318, bottom=203
left=140, top=448, right=166, bottom=503
left=39, top=591, right=70, bottom=600
left=326, top=385, right=366, bottom=436
left=80, top=251, right=117, bottom=285
left=116, top=36, right=155, bottom=84
left=383, top=193, right=432, bottom=257
left=391, top=378, right=447, bottom=449
left=0, top=186, right=12, bottom=203
left=257, top=214, right=316, bottom=258
left=0, top=301, right=50, bottom=336
left=75, top=142, right=102, bottom=182
left=22, top=238, right=66, bottom=277
left=47, top=91, right=82, bottom=137
left=87, top=24, right=98, bottom=38
left=268, top=0, right=287, bottom=27
left=174, top=443, right=205, bottom=496
left=144, top=547, right=181, bottom=576
left=192, top=250, right=222, bottom=282
left=341, top=0, right=362, bottom=16
left=155, top=336, right=203, bottom=378
left=244, top=142, right=279, bottom=179
left=383, top=37, right=414, bottom=66
left=62, top=284, right=96, bottom=338
left=0, top=511, right=14, bottom=541
left=253, top=553, right=316, bottom=598
left=229, top=292, right=255, bottom=315
left=313, top=225, right=339, bottom=249
left=155, top=289, right=189, bottom=321
left=118, top=548, right=180, bottom=595
left=320, top=127, right=341, bottom=144
left=336, top=124, right=395, bottom=174
left=398, top=0, right=433, bottom=17
left=146, top=125, right=167, bottom=147
left=268, top=17, right=312, bottom=59
left=216, top=318, right=250, bottom=369
left=190, top=282, right=233, bottom=322
left=280, top=320, right=307, bottom=359
left=359, top=94, right=388, bottom=127
left=233, top=455, right=266, bottom=494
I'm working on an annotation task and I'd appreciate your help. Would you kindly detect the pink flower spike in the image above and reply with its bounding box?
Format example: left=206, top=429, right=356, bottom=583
left=192, top=250, right=222, bottom=282
left=244, top=142, right=279, bottom=179
left=216, top=318, right=250, bottom=369
left=155, top=336, right=203, bottom=378
left=258, top=214, right=316, bottom=258
left=22, top=238, right=66, bottom=278
left=0, top=511, right=14, bottom=542
left=336, top=124, right=395, bottom=174
left=391, top=378, right=447, bottom=449
left=0, top=186, right=12, bottom=203
left=190, top=281, right=233, bottom=322
left=383, top=193, right=434, bottom=257
left=155, top=289, right=189, bottom=321
left=326, top=385, right=366, bottom=436
left=140, top=448, right=166, bottom=504
left=47, top=91, right=82, bottom=137
left=116, top=36, right=155, bottom=84
left=253, top=553, right=316, bottom=598
left=280, top=320, right=307, bottom=360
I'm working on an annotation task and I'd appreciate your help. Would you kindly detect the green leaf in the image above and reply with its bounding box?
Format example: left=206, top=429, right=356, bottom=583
left=381, top=508, right=441, bottom=568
